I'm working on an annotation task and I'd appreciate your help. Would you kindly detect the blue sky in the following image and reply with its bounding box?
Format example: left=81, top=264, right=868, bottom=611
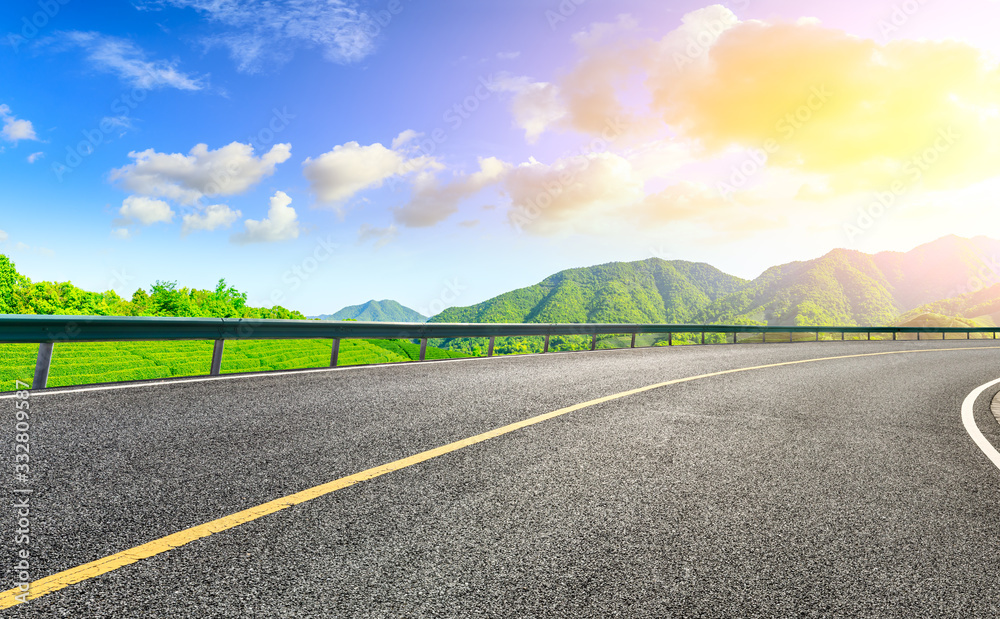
left=4, top=0, right=1000, bottom=315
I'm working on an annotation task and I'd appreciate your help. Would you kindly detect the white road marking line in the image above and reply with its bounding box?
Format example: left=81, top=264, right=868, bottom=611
left=961, top=378, right=1000, bottom=471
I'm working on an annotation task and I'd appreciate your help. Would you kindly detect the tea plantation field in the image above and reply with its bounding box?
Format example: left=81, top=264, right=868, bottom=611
left=0, top=338, right=469, bottom=391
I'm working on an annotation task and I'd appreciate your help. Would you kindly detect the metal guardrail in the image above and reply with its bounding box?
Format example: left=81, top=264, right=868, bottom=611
left=1, top=314, right=997, bottom=389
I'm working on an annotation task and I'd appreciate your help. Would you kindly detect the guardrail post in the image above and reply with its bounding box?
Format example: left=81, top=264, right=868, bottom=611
left=917, top=332, right=921, bottom=341
left=668, top=332, right=673, bottom=346
left=590, top=334, right=597, bottom=351
left=815, top=331, right=819, bottom=342
left=762, top=332, right=766, bottom=344
left=942, top=332, right=946, bottom=340
left=893, top=332, right=896, bottom=341
left=330, top=338, right=340, bottom=367
left=210, top=339, right=225, bottom=375
left=32, top=342, right=54, bottom=390
left=701, top=332, right=706, bottom=345
left=789, top=332, right=793, bottom=343
left=867, top=332, right=870, bottom=341
left=419, top=338, right=428, bottom=361
left=630, top=333, right=636, bottom=349
left=967, top=332, right=970, bottom=340
left=544, top=335, right=550, bottom=353
left=487, top=336, right=495, bottom=357
left=841, top=332, right=845, bottom=341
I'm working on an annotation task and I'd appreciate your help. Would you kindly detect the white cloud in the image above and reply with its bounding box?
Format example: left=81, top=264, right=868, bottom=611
left=119, top=196, right=175, bottom=226
left=0, top=105, right=39, bottom=144
left=232, top=191, right=300, bottom=244
left=303, top=134, right=439, bottom=206
left=26, top=152, right=44, bottom=163
left=111, top=228, right=131, bottom=240
left=491, top=74, right=567, bottom=144
left=358, top=223, right=398, bottom=248
left=394, top=157, right=509, bottom=227
left=497, top=51, right=521, bottom=60
left=391, top=129, right=420, bottom=150
left=182, top=203, right=242, bottom=234
left=504, top=152, right=645, bottom=234
left=111, top=142, right=291, bottom=205
left=100, top=115, right=133, bottom=136
left=141, top=0, right=377, bottom=73
left=0, top=229, right=8, bottom=241
left=59, top=31, right=206, bottom=90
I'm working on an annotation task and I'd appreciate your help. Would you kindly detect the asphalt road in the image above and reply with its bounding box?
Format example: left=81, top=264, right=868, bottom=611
left=5, top=340, right=1000, bottom=617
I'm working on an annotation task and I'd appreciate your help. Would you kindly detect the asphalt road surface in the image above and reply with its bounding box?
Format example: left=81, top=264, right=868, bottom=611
left=5, top=340, right=1000, bottom=617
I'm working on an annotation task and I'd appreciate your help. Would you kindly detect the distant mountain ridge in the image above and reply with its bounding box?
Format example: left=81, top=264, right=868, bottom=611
left=430, top=258, right=749, bottom=325
left=316, top=299, right=427, bottom=323
left=700, top=235, right=1000, bottom=326
left=895, top=282, right=1000, bottom=328
left=429, top=236, right=1000, bottom=328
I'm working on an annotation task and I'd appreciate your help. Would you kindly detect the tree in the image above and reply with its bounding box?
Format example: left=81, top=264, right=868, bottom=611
left=0, top=255, right=28, bottom=314
left=149, top=280, right=193, bottom=317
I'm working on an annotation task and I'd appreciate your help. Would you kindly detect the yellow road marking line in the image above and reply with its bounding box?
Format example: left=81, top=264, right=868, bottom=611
left=3, top=345, right=998, bottom=608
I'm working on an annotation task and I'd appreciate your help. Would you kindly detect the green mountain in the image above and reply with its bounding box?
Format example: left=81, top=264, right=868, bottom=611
left=427, top=236, right=1000, bottom=332
left=894, top=282, right=1000, bottom=327
left=697, top=248, right=901, bottom=326
left=698, top=236, right=1000, bottom=326
left=316, top=299, right=427, bottom=323
left=872, top=234, right=1000, bottom=311
left=429, top=258, right=749, bottom=325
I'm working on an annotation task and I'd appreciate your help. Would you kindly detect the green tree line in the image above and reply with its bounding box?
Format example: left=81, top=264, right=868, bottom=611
left=0, top=255, right=304, bottom=319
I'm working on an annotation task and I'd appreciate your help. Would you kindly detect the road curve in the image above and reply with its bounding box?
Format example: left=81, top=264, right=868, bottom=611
left=5, top=340, right=1000, bottom=617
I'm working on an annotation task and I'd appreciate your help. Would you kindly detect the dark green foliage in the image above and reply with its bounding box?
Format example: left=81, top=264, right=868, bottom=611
left=430, top=258, right=748, bottom=326
left=0, top=257, right=304, bottom=320
left=428, top=258, right=748, bottom=353
left=698, top=250, right=900, bottom=327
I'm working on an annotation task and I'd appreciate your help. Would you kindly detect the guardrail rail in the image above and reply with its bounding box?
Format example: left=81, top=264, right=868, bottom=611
left=1, top=314, right=996, bottom=389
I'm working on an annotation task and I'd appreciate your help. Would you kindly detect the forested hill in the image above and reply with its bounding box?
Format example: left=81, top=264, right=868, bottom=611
left=317, top=300, right=427, bottom=322
left=0, top=255, right=305, bottom=319
left=427, top=236, right=1000, bottom=328
left=697, top=236, right=1000, bottom=326
left=429, top=258, right=749, bottom=325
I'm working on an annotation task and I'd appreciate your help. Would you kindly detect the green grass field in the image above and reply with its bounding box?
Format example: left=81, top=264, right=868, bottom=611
left=0, top=339, right=470, bottom=391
